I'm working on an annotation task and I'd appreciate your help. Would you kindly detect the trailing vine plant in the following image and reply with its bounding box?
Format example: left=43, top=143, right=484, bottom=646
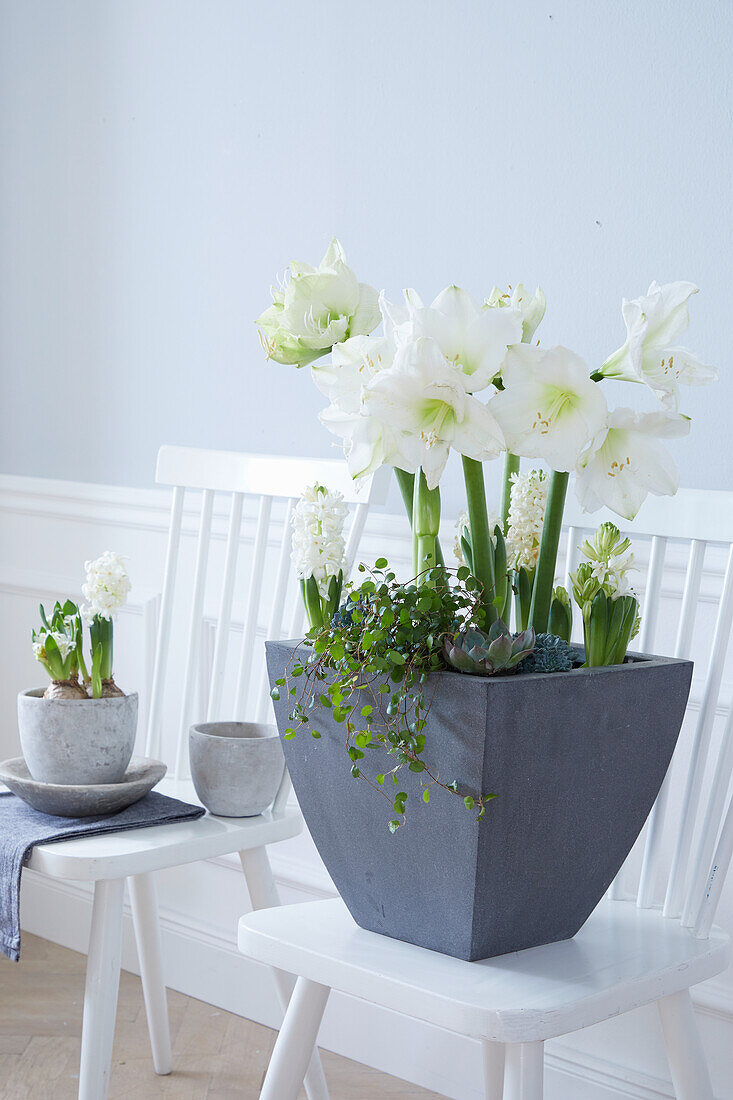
left=271, top=559, right=498, bottom=832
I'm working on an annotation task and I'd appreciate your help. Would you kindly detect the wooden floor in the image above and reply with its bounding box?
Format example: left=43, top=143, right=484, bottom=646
left=0, top=933, right=443, bottom=1099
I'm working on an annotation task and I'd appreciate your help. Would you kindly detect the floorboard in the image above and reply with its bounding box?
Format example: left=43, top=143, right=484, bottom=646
left=0, top=933, right=444, bottom=1099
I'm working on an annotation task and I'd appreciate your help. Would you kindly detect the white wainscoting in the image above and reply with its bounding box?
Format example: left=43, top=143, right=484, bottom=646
left=2, top=472, right=732, bottom=1100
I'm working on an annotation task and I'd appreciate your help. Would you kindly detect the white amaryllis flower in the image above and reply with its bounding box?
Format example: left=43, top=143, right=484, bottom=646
left=490, top=344, right=608, bottom=472
left=291, top=484, right=349, bottom=597
left=311, top=334, right=393, bottom=413
left=364, top=336, right=505, bottom=490
left=575, top=408, right=690, bottom=521
left=81, top=551, right=131, bottom=620
left=313, top=333, right=421, bottom=480
left=256, top=239, right=380, bottom=367
left=506, top=469, right=549, bottom=570
left=381, top=285, right=522, bottom=393
left=485, top=284, right=546, bottom=343
left=599, top=281, right=717, bottom=409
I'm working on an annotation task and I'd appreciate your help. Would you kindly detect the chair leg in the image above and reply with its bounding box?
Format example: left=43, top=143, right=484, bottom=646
left=482, top=1039, right=505, bottom=1098
left=261, top=976, right=331, bottom=1100
left=78, top=878, right=125, bottom=1100
left=504, top=1041, right=544, bottom=1100
left=239, top=847, right=330, bottom=1100
left=128, top=872, right=172, bottom=1075
left=658, top=990, right=713, bottom=1100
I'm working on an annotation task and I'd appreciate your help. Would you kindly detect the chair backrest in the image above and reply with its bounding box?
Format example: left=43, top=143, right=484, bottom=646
left=144, top=445, right=388, bottom=787
left=561, top=488, right=733, bottom=938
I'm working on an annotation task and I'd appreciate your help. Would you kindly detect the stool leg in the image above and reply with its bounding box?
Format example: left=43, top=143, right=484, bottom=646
left=78, top=878, right=125, bottom=1100
left=482, top=1040, right=505, bottom=1098
left=239, top=847, right=330, bottom=1100
left=658, top=990, right=713, bottom=1100
left=261, top=977, right=331, bottom=1100
left=128, top=872, right=172, bottom=1075
left=504, top=1041, right=544, bottom=1100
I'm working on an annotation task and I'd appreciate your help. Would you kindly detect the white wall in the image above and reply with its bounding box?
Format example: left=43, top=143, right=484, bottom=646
left=0, top=0, right=731, bottom=515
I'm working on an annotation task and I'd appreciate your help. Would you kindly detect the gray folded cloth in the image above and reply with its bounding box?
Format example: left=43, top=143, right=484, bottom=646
left=0, top=790, right=205, bottom=961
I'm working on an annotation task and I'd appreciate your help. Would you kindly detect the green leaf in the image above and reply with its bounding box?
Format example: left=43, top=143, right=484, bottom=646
left=422, top=788, right=430, bottom=804
left=388, top=820, right=400, bottom=834
left=375, top=557, right=388, bottom=569
left=387, top=650, right=406, bottom=665
left=270, top=687, right=280, bottom=700
left=376, top=773, right=385, bottom=785
left=464, top=795, right=475, bottom=810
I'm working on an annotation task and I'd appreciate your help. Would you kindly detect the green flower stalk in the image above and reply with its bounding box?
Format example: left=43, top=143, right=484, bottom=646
left=527, top=471, right=569, bottom=633
left=462, top=457, right=497, bottom=622
left=413, top=468, right=441, bottom=584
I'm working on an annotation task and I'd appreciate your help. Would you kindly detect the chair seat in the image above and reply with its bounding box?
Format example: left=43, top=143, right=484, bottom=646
left=238, top=897, right=730, bottom=1044
left=27, top=792, right=302, bottom=881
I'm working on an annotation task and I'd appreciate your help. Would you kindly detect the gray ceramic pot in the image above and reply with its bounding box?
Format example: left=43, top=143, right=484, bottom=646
left=189, top=722, right=285, bottom=817
left=17, top=688, right=138, bottom=785
left=267, top=639, right=692, bottom=961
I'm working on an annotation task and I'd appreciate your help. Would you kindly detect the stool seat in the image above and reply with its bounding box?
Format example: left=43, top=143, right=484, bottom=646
left=238, top=896, right=729, bottom=1044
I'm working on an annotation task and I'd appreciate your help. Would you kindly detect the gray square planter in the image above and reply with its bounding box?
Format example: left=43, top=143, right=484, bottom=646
left=267, top=639, right=692, bottom=961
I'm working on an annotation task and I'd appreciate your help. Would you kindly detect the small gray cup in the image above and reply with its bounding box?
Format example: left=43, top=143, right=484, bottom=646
left=189, top=722, right=285, bottom=817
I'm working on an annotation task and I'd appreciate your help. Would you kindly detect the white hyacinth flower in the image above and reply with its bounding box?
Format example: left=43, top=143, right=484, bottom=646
left=575, top=407, right=690, bottom=521
left=81, top=551, right=131, bottom=621
left=490, top=344, right=608, bottom=472
left=291, top=484, right=349, bottom=597
left=256, top=239, right=380, bottom=368
left=506, top=469, right=548, bottom=571
left=599, top=281, right=717, bottom=410
left=485, top=284, right=546, bottom=343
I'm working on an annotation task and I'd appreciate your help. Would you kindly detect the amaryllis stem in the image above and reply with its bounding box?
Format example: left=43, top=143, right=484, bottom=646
left=394, top=468, right=445, bottom=567
left=500, top=452, right=520, bottom=534
left=412, top=469, right=440, bottom=585
left=528, top=470, right=569, bottom=633
left=462, top=456, right=497, bottom=623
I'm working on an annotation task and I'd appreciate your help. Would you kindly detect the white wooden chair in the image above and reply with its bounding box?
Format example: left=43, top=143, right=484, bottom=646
left=18, top=444, right=387, bottom=1100
left=238, top=487, right=733, bottom=1100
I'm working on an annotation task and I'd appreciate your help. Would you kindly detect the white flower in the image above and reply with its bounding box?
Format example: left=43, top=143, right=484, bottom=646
left=381, top=285, right=522, bottom=393
left=506, top=469, right=548, bottom=570
left=81, top=551, right=131, bottom=620
left=311, top=334, right=393, bottom=414
left=485, top=284, right=546, bottom=343
left=575, top=523, right=638, bottom=601
left=256, top=239, right=380, bottom=367
left=575, top=407, right=690, bottom=521
left=490, top=344, right=608, bottom=471
left=291, top=484, right=349, bottom=597
left=364, top=336, right=505, bottom=490
left=599, top=281, right=717, bottom=409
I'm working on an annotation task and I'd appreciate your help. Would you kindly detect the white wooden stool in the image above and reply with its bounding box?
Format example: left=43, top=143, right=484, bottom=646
left=238, top=896, right=729, bottom=1099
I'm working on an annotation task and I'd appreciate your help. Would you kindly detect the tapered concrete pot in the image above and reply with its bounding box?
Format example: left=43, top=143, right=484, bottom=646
left=267, top=640, right=692, bottom=961
left=18, top=689, right=138, bottom=785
